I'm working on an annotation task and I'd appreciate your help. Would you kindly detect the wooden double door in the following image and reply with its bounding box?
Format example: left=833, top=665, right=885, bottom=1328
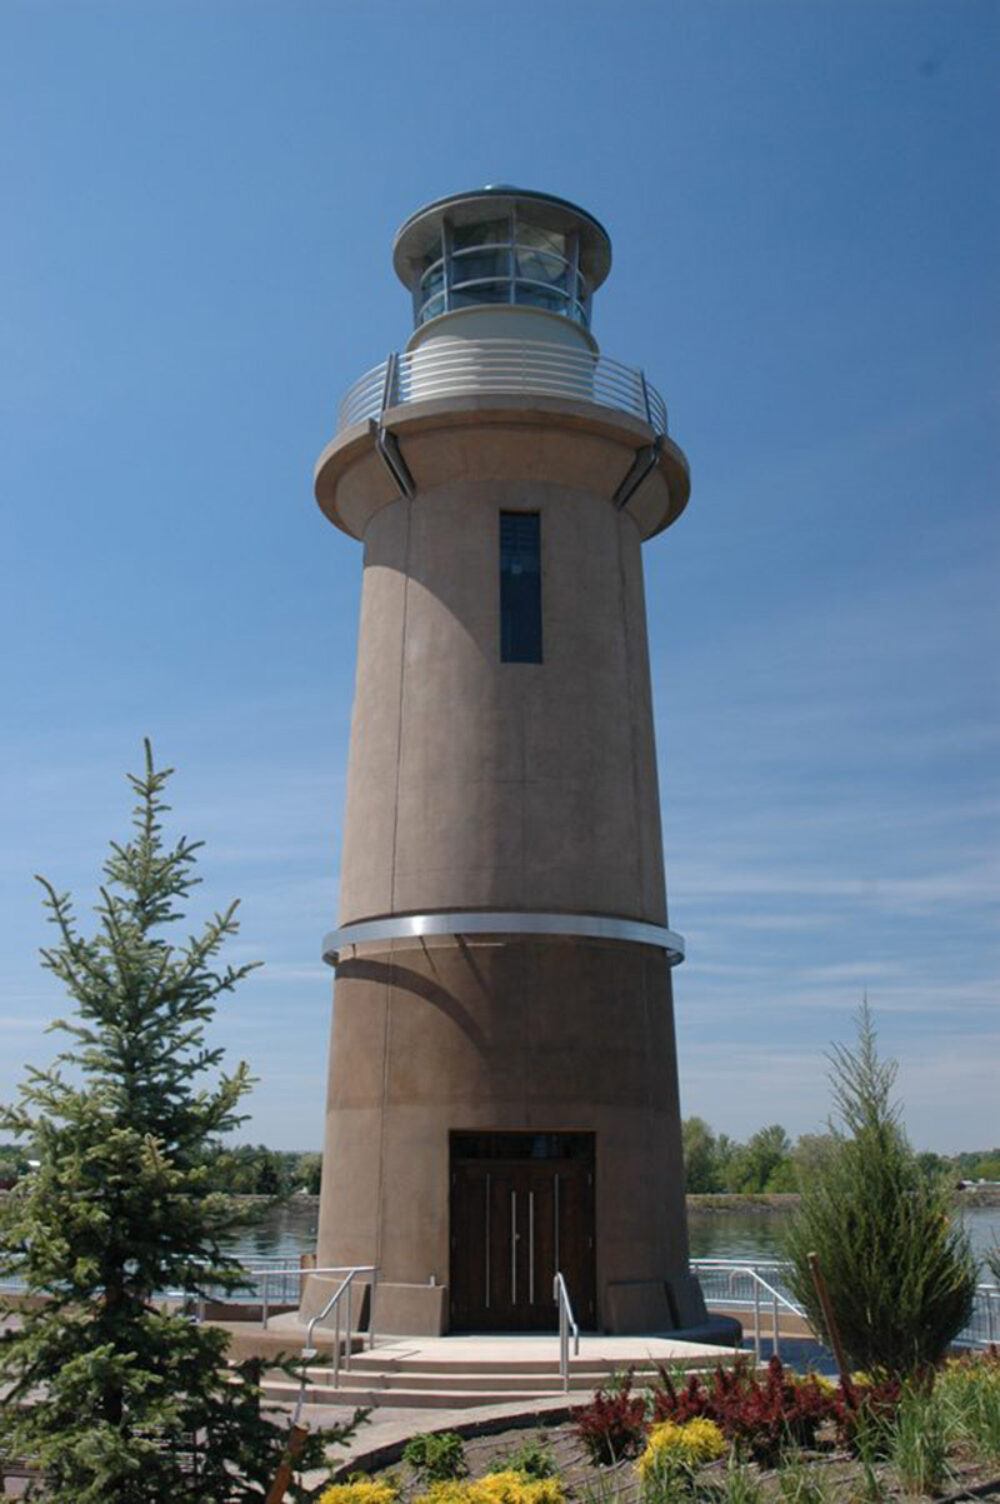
left=449, top=1132, right=596, bottom=1332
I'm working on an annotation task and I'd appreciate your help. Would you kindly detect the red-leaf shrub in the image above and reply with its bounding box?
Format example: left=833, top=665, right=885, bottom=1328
left=651, top=1356, right=836, bottom=1466
left=572, top=1372, right=648, bottom=1464
left=830, top=1375, right=903, bottom=1455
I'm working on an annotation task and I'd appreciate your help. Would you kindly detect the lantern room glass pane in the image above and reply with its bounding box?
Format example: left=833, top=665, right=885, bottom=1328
left=452, top=246, right=511, bottom=285
left=514, top=248, right=570, bottom=291
left=452, top=283, right=509, bottom=307
left=420, top=262, right=445, bottom=299
left=514, top=283, right=567, bottom=314
left=452, top=218, right=510, bottom=250
left=515, top=224, right=567, bottom=258
left=418, top=292, right=445, bottom=323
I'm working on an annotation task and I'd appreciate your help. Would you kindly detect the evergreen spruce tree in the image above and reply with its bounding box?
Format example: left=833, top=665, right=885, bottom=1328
left=784, top=1003, right=977, bottom=1380
left=0, top=744, right=352, bottom=1500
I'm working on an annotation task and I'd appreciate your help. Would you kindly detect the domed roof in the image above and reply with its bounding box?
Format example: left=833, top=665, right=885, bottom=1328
left=392, top=187, right=612, bottom=290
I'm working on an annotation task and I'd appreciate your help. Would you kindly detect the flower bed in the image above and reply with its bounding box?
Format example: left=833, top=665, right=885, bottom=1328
left=319, top=1350, right=1000, bottom=1502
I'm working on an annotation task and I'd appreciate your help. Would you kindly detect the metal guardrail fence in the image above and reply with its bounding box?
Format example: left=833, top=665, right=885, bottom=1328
left=692, top=1259, right=803, bottom=1363
left=692, top=1258, right=1000, bottom=1355
left=336, top=340, right=669, bottom=437
left=1, top=1256, right=316, bottom=1310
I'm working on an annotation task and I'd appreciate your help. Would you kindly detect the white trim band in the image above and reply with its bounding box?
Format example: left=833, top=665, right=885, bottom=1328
left=321, top=911, right=685, bottom=967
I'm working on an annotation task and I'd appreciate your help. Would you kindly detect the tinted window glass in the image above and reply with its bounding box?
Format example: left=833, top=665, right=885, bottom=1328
left=514, top=224, right=568, bottom=258
left=452, top=218, right=510, bottom=250
left=500, top=512, right=542, bottom=663
left=451, top=1131, right=593, bottom=1162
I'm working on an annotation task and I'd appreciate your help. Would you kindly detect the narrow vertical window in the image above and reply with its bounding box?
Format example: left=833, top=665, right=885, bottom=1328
left=500, top=512, right=542, bottom=663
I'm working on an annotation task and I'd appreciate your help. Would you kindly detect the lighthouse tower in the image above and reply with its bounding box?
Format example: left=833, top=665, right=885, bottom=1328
left=310, top=188, right=707, bottom=1337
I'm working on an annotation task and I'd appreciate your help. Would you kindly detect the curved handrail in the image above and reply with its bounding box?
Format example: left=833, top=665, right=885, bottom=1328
left=335, top=340, right=668, bottom=437
left=301, top=1264, right=377, bottom=1390
left=553, top=1270, right=580, bottom=1390
left=691, top=1258, right=809, bottom=1364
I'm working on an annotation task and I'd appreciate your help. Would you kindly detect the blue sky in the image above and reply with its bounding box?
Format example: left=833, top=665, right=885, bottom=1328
left=1, top=1, right=996, bottom=1152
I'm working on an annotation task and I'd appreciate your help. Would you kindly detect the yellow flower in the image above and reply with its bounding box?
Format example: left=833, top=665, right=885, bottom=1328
left=636, top=1418, right=727, bottom=1479
left=318, top=1482, right=399, bottom=1504
left=414, top=1475, right=564, bottom=1504
left=415, top=1486, right=474, bottom=1504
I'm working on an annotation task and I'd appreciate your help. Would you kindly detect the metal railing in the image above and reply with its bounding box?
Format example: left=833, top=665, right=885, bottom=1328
left=303, top=1265, right=377, bottom=1390
left=336, top=340, right=668, bottom=437
left=692, top=1259, right=804, bottom=1363
left=964, top=1284, right=1000, bottom=1348
left=692, top=1258, right=1000, bottom=1358
left=0, top=1257, right=363, bottom=1327
left=553, top=1270, right=580, bottom=1391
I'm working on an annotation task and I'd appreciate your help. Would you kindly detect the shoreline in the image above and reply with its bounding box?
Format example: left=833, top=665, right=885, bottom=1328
left=3, top=1188, right=998, bottom=1210
left=686, top=1187, right=1000, bottom=1213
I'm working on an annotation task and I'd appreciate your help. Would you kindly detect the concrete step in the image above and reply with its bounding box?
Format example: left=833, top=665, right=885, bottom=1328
left=262, top=1378, right=564, bottom=1409
left=345, top=1354, right=666, bottom=1378
left=287, top=1365, right=642, bottom=1393
left=255, top=1331, right=737, bottom=1410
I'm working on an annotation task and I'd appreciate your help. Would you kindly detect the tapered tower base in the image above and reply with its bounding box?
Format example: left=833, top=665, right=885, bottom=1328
left=311, top=933, right=707, bottom=1335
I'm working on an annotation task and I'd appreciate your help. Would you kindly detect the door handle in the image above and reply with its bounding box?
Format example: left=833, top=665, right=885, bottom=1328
left=485, top=1173, right=491, bottom=1309
left=528, top=1190, right=535, bottom=1303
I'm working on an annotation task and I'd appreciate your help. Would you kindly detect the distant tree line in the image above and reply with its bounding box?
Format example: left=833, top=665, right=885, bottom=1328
left=681, top=1117, right=1000, bottom=1195
left=0, top=1140, right=322, bottom=1197
left=200, top=1144, right=323, bottom=1196
left=6, top=1130, right=999, bottom=1199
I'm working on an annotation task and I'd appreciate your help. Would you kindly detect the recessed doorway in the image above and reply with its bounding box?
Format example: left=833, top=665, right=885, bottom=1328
left=449, top=1131, right=596, bottom=1332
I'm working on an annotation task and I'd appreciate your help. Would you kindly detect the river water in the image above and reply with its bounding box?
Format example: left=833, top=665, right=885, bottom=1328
left=688, top=1203, right=999, bottom=1265
left=229, top=1198, right=999, bottom=1268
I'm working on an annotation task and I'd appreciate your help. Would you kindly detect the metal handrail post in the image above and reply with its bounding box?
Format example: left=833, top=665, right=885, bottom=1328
left=553, top=1271, right=579, bottom=1390
left=379, top=353, right=396, bottom=416
left=772, top=1293, right=780, bottom=1361
left=558, top=1284, right=567, bottom=1390
left=261, top=1272, right=269, bottom=1330
left=639, top=369, right=653, bottom=428
left=753, top=1283, right=761, bottom=1364
left=345, top=1275, right=353, bottom=1373
left=369, top=1267, right=377, bottom=1351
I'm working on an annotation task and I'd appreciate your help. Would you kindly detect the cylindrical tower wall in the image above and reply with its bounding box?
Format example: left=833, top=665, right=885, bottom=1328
left=336, top=482, right=667, bottom=926
left=315, top=438, right=703, bottom=1333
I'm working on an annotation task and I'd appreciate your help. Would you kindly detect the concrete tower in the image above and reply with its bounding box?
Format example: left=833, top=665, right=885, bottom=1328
left=309, top=188, right=707, bottom=1337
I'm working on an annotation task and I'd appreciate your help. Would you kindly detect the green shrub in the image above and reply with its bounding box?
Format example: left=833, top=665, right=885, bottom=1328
left=938, top=1351, right=1000, bottom=1463
left=718, top=1458, right=764, bottom=1504
left=889, top=1384, right=951, bottom=1496
left=776, top=1454, right=833, bottom=1504
left=784, top=1005, right=977, bottom=1380
left=404, top=1431, right=468, bottom=1482
left=487, top=1435, right=555, bottom=1480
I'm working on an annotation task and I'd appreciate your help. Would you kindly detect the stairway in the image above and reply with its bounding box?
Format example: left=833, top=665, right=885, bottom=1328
left=259, top=1332, right=733, bottom=1412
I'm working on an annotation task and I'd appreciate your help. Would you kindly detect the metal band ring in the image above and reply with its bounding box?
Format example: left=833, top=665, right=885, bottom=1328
left=322, top=910, right=685, bottom=967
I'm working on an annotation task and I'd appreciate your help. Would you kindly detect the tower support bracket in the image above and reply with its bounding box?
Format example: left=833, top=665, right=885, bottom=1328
left=375, top=350, right=415, bottom=497
left=612, top=435, right=663, bottom=513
